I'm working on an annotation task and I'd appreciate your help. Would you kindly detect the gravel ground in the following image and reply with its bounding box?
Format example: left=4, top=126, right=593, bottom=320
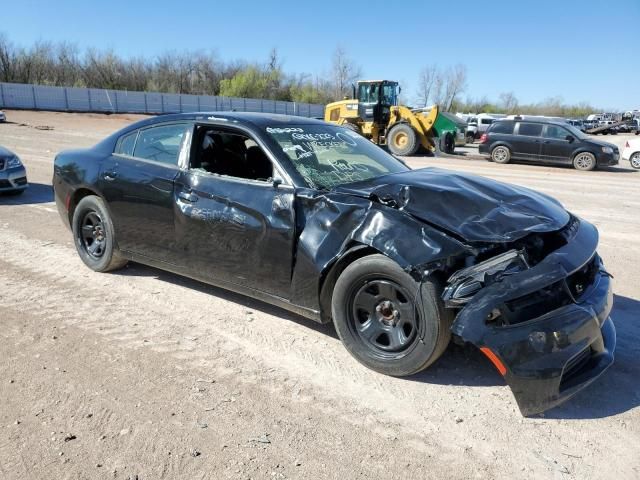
left=0, top=110, right=639, bottom=480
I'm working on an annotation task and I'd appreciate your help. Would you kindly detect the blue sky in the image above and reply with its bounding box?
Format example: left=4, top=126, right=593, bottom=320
left=3, top=0, right=639, bottom=110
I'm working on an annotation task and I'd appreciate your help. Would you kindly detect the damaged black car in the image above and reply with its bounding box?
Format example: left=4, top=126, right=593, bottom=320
left=52, top=113, right=615, bottom=416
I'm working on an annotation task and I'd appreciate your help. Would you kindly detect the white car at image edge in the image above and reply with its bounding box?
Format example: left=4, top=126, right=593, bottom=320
left=621, top=138, right=640, bottom=169
left=0, top=111, right=6, bottom=122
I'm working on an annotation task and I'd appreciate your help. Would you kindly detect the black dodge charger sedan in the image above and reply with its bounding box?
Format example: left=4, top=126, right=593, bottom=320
left=52, top=112, right=615, bottom=415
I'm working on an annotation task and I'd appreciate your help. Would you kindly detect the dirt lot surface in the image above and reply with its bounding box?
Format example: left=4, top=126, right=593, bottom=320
left=1, top=110, right=639, bottom=480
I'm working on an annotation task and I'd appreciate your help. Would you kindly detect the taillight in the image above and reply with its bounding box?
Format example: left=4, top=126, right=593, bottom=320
left=480, top=133, right=488, bottom=143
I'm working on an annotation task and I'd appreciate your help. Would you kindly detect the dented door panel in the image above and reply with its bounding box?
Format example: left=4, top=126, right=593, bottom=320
left=175, top=171, right=295, bottom=298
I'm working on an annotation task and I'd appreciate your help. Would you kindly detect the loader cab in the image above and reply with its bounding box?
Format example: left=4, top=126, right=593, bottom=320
left=356, top=80, right=399, bottom=126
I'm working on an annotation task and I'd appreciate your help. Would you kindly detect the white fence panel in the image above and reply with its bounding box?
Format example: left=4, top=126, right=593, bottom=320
left=0, top=82, right=324, bottom=118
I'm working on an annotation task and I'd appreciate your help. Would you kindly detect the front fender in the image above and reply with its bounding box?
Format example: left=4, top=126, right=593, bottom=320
left=289, top=191, right=469, bottom=314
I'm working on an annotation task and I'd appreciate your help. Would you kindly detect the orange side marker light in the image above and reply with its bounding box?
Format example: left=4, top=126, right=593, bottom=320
left=480, top=347, right=507, bottom=376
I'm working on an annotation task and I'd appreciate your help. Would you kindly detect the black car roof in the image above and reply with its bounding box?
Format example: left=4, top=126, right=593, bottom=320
left=493, top=118, right=571, bottom=127
left=140, top=111, right=326, bottom=129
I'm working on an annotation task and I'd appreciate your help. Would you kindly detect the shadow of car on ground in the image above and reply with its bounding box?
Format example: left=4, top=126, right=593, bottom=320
left=115, top=262, right=640, bottom=419
left=0, top=182, right=54, bottom=204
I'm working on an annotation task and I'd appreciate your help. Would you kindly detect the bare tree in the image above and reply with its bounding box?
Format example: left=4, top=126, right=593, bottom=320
left=330, top=46, right=360, bottom=101
left=416, top=65, right=437, bottom=107
left=442, top=64, right=467, bottom=111
left=0, top=33, right=17, bottom=82
left=431, top=71, right=445, bottom=106
left=498, top=91, right=518, bottom=113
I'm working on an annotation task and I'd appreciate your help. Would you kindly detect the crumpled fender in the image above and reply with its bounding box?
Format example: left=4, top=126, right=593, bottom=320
left=289, top=190, right=470, bottom=315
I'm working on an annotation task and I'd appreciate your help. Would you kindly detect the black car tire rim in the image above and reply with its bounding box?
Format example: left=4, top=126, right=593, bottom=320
left=80, top=211, right=107, bottom=259
left=631, top=153, right=640, bottom=169
left=349, top=279, right=419, bottom=355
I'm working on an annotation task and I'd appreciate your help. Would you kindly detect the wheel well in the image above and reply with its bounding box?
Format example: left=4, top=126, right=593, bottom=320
left=318, top=244, right=380, bottom=323
left=68, top=188, right=100, bottom=225
left=572, top=150, right=596, bottom=159
left=491, top=143, right=510, bottom=152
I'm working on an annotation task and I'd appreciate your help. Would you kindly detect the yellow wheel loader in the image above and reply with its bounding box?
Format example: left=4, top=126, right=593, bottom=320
left=324, top=80, right=447, bottom=156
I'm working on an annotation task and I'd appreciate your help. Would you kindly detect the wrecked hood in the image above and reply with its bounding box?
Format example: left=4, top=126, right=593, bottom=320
left=334, top=168, right=570, bottom=243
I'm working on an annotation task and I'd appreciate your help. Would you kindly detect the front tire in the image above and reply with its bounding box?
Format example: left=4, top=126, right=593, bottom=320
left=331, top=254, right=452, bottom=377
left=491, top=145, right=511, bottom=164
left=630, top=152, right=640, bottom=169
left=573, top=152, right=597, bottom=171
left=387, top=124, right=419, bottom=156
left=72, top=195, right=127, bottom=272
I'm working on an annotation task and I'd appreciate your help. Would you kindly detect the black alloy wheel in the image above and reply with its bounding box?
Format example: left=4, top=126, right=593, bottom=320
left=349, top=279, right=418, bottom=354
left=331, top=254, right=452, bottom=376
left=80, top=211, right=107, bottom=259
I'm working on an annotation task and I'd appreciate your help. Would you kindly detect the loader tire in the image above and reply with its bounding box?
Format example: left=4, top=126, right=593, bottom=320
left=342, top=122, right=362, bottom=135
left=387, top=124, right=419, bottom=156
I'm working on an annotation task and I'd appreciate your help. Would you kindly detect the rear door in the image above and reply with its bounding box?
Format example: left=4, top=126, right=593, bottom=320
left=540, top=124, right=574, bottom=164
left=512, top=122, right=543, bottom=161
left=99, top=122, right=191, bottom=264
left=174, top=124, right=296, bottom=298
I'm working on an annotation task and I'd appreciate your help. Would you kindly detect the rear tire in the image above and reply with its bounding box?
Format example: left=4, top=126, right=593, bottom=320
left=72, top=195, right=127, bottom=272
left=387, top=124, right=419, bottom=156
left=491, top=145, right=511, bottom=164
left=331, top=254, right=452, bottom=377
left=630, top=152, right=640, bottom=169
left=573, top=152, right=597, bottom=171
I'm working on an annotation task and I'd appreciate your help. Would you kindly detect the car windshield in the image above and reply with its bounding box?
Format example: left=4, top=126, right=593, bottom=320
left=265, top=124, right=409, bottom=189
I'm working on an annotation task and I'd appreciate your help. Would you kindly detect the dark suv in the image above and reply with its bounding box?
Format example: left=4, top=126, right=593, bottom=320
left=478, top=119, right=619, bottom=170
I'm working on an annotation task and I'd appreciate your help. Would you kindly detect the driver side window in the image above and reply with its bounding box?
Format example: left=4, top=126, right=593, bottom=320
left=544, top=125, right=569, bottom=140
left=190, top=126, right=274, bottom=182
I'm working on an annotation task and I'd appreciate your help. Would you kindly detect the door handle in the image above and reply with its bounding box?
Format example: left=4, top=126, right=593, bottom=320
left=178, top=191, right=198, bottom=203
left=103, top=171, right=117, bottom=181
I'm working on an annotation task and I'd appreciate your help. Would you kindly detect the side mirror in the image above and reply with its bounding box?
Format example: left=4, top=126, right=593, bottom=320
left=565, top=135, right=574, bottom=143
left=272, top=178, right=283, bottom=188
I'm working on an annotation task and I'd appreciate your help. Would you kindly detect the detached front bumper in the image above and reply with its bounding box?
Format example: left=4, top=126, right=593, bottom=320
left=0, top=165, right=28, bottom=192
left=451, top=219, right=615, bottom=416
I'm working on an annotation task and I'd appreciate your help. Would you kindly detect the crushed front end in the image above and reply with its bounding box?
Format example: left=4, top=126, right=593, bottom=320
left=444, top=216, right=616, bottom=416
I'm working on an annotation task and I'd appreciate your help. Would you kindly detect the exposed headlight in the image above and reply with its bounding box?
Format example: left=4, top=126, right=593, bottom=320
left=601, top=146, right=613, bottom=154
left=442, top=249, right=529, bottom=306
left=6, top=155, right=22, bottom=168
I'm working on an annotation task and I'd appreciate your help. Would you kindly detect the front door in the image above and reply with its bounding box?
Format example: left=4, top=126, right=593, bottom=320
left=540, top=124, right=575, bottom=164
left=174, top=125, right=296, bottom=298
left=99, top=122, right=191, bottom=264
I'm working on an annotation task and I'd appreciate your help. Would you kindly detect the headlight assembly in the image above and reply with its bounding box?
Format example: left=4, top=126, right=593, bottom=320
left=601, top=147, right=613, bottom=154
left=443, top=249, right=529, bottom=306
left=6, top=155, right=22, bottom=168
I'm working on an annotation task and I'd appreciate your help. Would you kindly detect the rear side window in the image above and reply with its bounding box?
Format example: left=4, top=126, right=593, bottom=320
left=115, top=131, right=138, bottom=156
left=480, top=118, right=494, bottom=125
left=518, top=123, right=543, bottom=137
left=490, top=122, right=514, bottom=135
left=133, top=123, right=189, bottom=165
